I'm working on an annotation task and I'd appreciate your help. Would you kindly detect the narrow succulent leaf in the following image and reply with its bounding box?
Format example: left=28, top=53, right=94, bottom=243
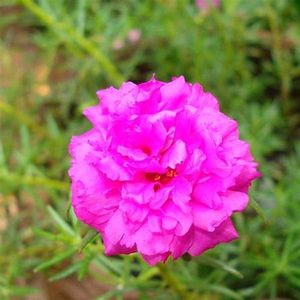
left=47, top=205, right=75, bottom=236
left=34, top=247, right=76, bottom=272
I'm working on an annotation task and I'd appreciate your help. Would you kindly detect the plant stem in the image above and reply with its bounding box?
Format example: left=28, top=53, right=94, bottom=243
left=20, top=0, right=125, bottom=86
left=266, top=5, right=291, bottom=116
left=0, top=100, right=48, bottom=138
left=0, top=170, right=69, bottom=191
left=157, top=263, right=191, bottom=299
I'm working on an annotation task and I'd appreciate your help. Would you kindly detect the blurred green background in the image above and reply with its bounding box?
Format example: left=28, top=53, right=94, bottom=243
left=1, top=0, right=300, bottom=299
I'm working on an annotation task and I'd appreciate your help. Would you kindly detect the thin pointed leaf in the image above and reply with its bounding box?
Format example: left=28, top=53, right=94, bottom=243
left=249, top=197, right=267, bottom=223
left=198, top=257, right=243, bottom=279
left=79, top=229, right=98, bottom=252
left=49, top=262, right=81, bottom=282
left=34, top=247, right=76, bottom=272
left=210, top=285, right=243, bottom=300
left=47, top=205, right=75, bottom=236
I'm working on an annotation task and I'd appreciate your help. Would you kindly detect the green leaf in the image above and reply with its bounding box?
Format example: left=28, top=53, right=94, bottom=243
left=6, top=286, right=38, bottom=297
left=34, top=247, right=76, bottom=272
left=94, top=289, right=122, bottom=300
left=95, top=256, right=122, bottom=277
left=20, top=0, right=125, bottom=85
left=33, top=228, right=58, bottom=240
left=137, top=268, right=159, bottom=282
left=47, top=205, right=75, bottom=237
left=210, top=285, right=243, bottom=300
left=249, top=197, right=267, bottom=223
left=198, top=257, right=243, bottom=279
left=78, top=252, right=94, bottom=280
left=49, top=262, right=81, bottom=281
left=79, top=229, right=98, bottom=252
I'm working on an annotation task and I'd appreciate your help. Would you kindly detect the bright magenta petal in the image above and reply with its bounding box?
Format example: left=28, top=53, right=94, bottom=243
left=69, top=76, right=260, bottom=265
left=188, top=219, right=238, bottom=256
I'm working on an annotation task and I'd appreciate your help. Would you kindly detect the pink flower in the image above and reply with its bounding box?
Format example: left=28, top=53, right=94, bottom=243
left=196, top=0, right=220, bottom=11
left=127, top=29, right=141, bottom=44
left=69, top=76, right=259, bottom=265
left=112, top=29, right=141, bottom=51
left=112, top=38, right=124, bottom=51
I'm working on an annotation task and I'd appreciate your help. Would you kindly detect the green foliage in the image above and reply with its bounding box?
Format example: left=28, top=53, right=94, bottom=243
left=1, top=0, right=300, bottom=299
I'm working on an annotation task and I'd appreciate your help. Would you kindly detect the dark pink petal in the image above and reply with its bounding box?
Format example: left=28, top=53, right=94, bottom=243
left=148, top=214, right=163, bottom=233
left=171, top=176, right=192, bottom=212
left=149, top=186, right=172, bottom=209
left=69, top=75, right=259, bottom=265
left=159, top=76, right=190, bottom=110
left=142, top=252, right=170, bottom=266
left=170, top=229, right=194, bottom=259
left=103, top=233, right=136, bottom=255
left=104, top=210, right=125, bottom=245
left=117, top=145, right=148, bottom=161
left=135, top=224, right=173, bottom=256
left=163, top=202, right=193, bottom=236
left=222, top=191, right=249, bottom=212
left=188, top=219, right=238, bottom=256
left=192, top=203, right=228, bottom=232
left=188, top=83, right=219, bottom=111
left=162, top=216, right=178, bottom=231
left=193, top=176, right=224, bottom=209
left=98, top=156, right=132, bottom=181
left=122, top=181, right=155, bottom=204
left=97, top=82, right=138, bottom=115
left=183, top=148, right=206, bottom=176
left=161, top=139, right=187, bottom=169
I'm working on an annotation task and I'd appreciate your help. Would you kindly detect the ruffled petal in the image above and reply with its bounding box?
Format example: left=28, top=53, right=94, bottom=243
left=69, top=75, right=259, bottom=265
left=188, top=219, right=238, bottom=256
left=159, top=76, right=190, bottom=110
left=98, top=155, right=132, bottom=181
left=171, top=176, right=192, bottom=212
left=161, top=139, right=187, bottom=169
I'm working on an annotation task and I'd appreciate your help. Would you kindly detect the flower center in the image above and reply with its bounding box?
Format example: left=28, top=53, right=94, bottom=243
left=145, top=168, right=177, bottom=188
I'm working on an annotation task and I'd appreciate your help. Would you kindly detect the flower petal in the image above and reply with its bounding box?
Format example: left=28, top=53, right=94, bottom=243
left=161, top=139, right=187, bottom=169
left=188, top=219, right=238, bottom=256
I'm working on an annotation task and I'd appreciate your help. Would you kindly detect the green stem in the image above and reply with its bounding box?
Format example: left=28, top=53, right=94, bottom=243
left=20, top=0, right=125, bottom=86
left=0, top=100, right=48, bottom=138
left=157, top=263, right=191, bottom=299
left=266, top=5, right=291, bottom=116
left=0, top=170, right=69, bottom=191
